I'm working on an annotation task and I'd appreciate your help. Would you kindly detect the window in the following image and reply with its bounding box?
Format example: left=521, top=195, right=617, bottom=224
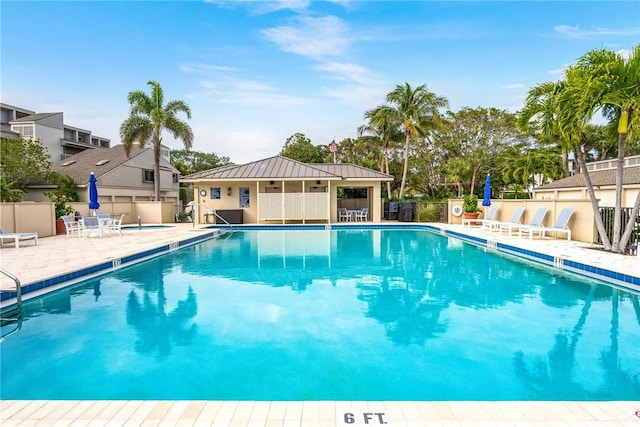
left=210, top=187, right=221, bottom=199
left=13, top=125, right=34, bottom=138
left=172, top=173, right=179, bottom=183
left=143, top=169, right=154, bottom=182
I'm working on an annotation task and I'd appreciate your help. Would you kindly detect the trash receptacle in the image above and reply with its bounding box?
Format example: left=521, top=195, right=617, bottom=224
left=398, top=202, right=414, bottom=222
left=389, top=202, right=399, bottom=220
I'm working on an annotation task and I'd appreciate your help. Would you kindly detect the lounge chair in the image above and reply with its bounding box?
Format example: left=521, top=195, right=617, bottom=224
left=61, top=215, right=82, bottom=237
left=481, top=207, right=525, bottom=232
left=0, top=227, right=38, bottom=248
left=463, top=205, right=499, bottom=227
left=81, top=216, right=103, bottom=238
left=519, top=208, right=574, bottom=240
left=495, top=207, right=548, bottom=236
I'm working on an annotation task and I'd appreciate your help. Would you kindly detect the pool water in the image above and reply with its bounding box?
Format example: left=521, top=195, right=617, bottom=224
left=1, top=229, right=639, bottom=400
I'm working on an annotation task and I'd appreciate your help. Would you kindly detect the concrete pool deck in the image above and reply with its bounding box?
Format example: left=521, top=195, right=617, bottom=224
left=1, top=222, right=639, bottom=425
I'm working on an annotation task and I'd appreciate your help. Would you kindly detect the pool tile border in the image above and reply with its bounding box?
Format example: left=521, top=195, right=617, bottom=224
left=0, top=231, right=221, bottom=302
left=445, top=227, right=640, bottom=291
left=218, top=224, right=640, bottom=291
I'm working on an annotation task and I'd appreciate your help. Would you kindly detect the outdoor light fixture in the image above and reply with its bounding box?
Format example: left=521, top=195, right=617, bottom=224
left=227, top=187, right=232, bottom=196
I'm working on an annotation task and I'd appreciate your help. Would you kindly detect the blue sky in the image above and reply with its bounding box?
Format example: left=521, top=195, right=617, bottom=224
left=2, top=1, right=638, bottom=164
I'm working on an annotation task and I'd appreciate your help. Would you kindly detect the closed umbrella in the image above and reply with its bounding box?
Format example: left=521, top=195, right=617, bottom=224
left=482, top=175, right=491, bottom=218
left=89, top=172, right=100, bottom=215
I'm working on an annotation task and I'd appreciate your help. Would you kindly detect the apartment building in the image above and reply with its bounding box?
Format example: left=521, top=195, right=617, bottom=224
left=0, top=102, right=110, bottom=161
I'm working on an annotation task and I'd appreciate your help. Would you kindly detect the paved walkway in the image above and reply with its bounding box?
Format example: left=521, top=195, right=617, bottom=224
left=1, top=223, right=639, bottom=426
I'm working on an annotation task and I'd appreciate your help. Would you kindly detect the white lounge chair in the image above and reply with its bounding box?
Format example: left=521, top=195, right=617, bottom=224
left=0, top=227, right=38, bottom=248
left=496, top=207, right=548, bottom=236
left=463, top=205, right=499, bottom=227
left=61, top=215, right=82, bottom=237
left=482, top=207, right=525, bottom=232
left=519, top=208, right=574, bottom=241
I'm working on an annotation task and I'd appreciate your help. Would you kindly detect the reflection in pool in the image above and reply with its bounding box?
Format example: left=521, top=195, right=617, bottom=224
left=1, top=229, right=639, bottom=400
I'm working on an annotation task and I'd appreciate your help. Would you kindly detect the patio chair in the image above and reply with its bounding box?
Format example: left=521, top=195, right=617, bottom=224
left=338, top=208, right=350, bottom=222
left=519, top=208, right=574, bottom=241
left=495, top=207, right=548, bottom=236
left=97, top=213, right=111, bottom=223
left=61, top=215, right=82, bottom=237
left=0, top=227, right=38, bottom=248
left=106, top=214, right=125, bottom=236
left=463, top=205, right=499, bottom=227
left=354, top=208, right=368, bottom=221
left=481, top=207, right=525, bottom=232
left=81, top=216, right=103, bottom=238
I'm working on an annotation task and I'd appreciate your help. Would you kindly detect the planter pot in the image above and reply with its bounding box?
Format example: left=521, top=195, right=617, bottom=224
left=462, top=212, right=480, bottom=220
left=55, top=218, right=66, bottom=235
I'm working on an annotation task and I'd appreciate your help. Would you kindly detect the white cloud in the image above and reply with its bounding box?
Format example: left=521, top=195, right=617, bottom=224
left=617, top=48, right=632, bottom=59
left=553, top=24, right=640, bottom=38
left=314, top=61, right=376, bottom=84
left=549, top=66, right=568, bottom=76
left=261, top=15, right=352, bottom=59
left=501, top=83, right=524, bottom=90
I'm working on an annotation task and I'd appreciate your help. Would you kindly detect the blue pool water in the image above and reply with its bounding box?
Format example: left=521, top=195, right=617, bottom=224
left=1, top=229, right=639, bottom=400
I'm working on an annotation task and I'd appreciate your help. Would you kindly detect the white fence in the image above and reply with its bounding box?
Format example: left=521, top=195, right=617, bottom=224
left=258, top=193, right=329, bottom=222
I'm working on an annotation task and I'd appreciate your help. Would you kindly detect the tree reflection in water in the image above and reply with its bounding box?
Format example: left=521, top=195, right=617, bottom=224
left=123, top=257, right=198, bottom=356
left=513, top=285, right=640, bottom=399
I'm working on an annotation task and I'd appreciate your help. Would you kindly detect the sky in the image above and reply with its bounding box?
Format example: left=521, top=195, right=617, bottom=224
left=2, top=1, right=639, bottom=164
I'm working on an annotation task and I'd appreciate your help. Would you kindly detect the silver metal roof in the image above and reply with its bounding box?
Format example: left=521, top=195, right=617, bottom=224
left=182, top=156, right=394, bottom=181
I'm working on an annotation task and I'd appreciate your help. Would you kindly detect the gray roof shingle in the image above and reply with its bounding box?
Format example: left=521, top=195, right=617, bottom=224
left=536, top=166, right=640, bottom=190
left=50, top=145, right=148, bottom=184
left=10, top=112, right=61, bottom=122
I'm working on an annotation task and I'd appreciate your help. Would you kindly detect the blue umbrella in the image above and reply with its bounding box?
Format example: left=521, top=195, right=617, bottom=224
left=89, top=172, right=100, bottom=215
left=482, top=174, right=492, bottom=207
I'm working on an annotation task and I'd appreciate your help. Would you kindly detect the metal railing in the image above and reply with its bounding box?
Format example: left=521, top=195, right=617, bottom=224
left=198, top=203, right=231, bottom=227
left=597, top=207, right=640, bottom=255
left=0, top=267, right=23, bottom=341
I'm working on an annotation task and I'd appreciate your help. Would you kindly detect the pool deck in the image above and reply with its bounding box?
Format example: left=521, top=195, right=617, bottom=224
left=1, top=222, right=639, bottom=426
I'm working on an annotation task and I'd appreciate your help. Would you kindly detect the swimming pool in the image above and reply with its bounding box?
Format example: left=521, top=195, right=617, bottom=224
left=1, top=229, right=639, bottom=400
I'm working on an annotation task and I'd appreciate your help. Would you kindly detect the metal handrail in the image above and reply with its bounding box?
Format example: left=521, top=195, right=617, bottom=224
left=198, top=203, right=232, bottom=227
left=0, top=267, right=23, bottom=341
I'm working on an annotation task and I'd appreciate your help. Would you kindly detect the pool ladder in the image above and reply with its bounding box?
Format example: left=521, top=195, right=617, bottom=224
left=0, top=267, right=23, bottom=342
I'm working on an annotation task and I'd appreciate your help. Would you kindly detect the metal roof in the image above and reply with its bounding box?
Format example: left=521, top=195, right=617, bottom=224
left=536, top=166, right=640, bottom=190
left=182, top=156, right=394, bottom=181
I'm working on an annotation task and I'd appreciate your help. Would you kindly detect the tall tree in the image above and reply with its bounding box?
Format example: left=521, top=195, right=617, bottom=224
left=0, top=137, right=51, bottom=196
left=120, top=81, right=194, bottom=201
left=279, top=133, right=324, bottom=163
left=170, top=149, right=232, bottom=175
left=567, top=45, right=640, bottom=252
left=386, top=83, right=449, bottom=199
left=520, top=45, right=640, bottom=253
left=358, top=105, right=402, bottom=198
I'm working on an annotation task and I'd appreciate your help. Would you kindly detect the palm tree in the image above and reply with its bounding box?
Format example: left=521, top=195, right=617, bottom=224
left=358, top=105, right=402, bottom=199
left=120, top=81, right=194, bottom=201
left=519, top=45, right=640, bottom=253
left=386, top=83, right=448, bottom=199
left=566, top=46, right=640, bottom=252
left=518, top=80, right=572, bottom=175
